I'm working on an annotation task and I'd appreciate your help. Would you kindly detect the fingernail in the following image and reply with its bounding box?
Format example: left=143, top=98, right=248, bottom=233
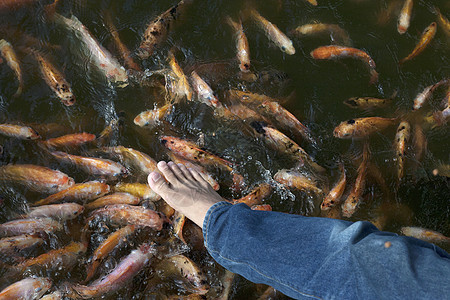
left=157, top=161, right=167, bottom=168
left=150, top=172, right=161, bottom=182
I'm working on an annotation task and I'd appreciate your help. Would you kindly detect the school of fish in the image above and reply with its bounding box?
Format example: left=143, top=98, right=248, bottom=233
left=0, top=0, right=448, bottom=299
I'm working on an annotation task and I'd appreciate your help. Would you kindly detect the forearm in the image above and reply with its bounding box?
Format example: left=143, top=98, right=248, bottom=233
left=203, top=202, right=450, bottom=299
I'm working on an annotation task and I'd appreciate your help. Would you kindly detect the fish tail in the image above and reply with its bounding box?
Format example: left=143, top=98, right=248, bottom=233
left=225, top=16, right=240, bottom=32
left=13, top=84, right=23, bottom=97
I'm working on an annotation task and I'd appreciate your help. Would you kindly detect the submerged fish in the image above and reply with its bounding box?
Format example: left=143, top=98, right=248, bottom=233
left=114, top=183, right=161, bottom=201
left=51, top=151, right=128, bottom=178
left=432, top=6, right=450, bottom=36
left=321, top=163, right=346, bottom=211
left=85, top=192, right=140, bottom=210
left=343, top=96, right=392, bottom=110
left=274, top=168, right=323, bottom=195
left=399, top=22, right=437, bottom=65
left=0, top=277, right=52, bottom=299
left=41, top=132, right=96, bottom=149
left=0, top=217, right=62, bottom=237
left=32, top=50, right=75, bottom=106
left=292, top=23, right=351, bottom=46
left=52, top=13, right=128, bottom=86
left=228, top=89, right=289, bottom=106
left=134, top=104, right=172, bottom=127
left=311, top=45, right=379, bottom=84
left=190, top=70, right=222, bottom=108
left=226, top=16, right=251, bottom=72
left=137, top=0, right=192, bottom=59
left=0, top=39, right=23, bottom=96
left=394, top=121, right=411, bottom=180
left=24, top=203, right=84, bottom=220
left=84, top=225, right=136, bottom=283
left=251, top=122, right=325, bottom=173
left=167, top=51, right=193, bottom=101
left=397, top=0, right=413, bottom=34
left=401, top=226, right=450, bottom=244
left=0, top=164, right=74, bottom=194
left=333, top=117, right=397, bottom=139
left=70, top=243, right=155, bottom=298
left=99, top=146, right=158, bottom=176
left=341, top=143, right=369, bottom=218
left=232, top=183, right=272, bottom=207
left=34, top=181, right=110, bottom=206
left=0, top=124, right=40, bottom=140
left=412, top=78, right=449, bottom=110
left=0, top=234, right=43, bottom=255
left=157, top=254, right=209, bottom=295
left=248, top=8, right=295, bottom=55
left=88, top=204, right=167, bottom=230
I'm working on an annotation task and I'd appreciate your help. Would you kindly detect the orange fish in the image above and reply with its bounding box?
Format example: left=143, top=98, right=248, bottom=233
left=226, top=16, right=251, bottom=72
left=401, top=226, right=450, bottom=245
left=321, top=163, right=346, bottom=211
left=0, top=277, right=52, bottom=299
left=0, top=124, right=40, bottom=140
left=333, top=117, right=397, bottom=139
left=34, top=180, right=110, bottom=206
left=0, top=234, right=43, bottom=255
left=0, top=39, right=23, bottom=96
left=41, top=132, right=96, bottom=148
left=397, top=0, right=413, bottom=34
left=0, top=217, right=62, bottom=237
left=399, top=22, right=437, bottom=65
left=24, top=203, right=84, bottom=220
left=84, top=225, right=136, bottom=283
left=274, top=168, right=323, bottom=195
left=51, top=151, right=128, bottom=178
left=232, top=183, right=272, bottom=207
left=0, top=164, right=74, bottom=193
left=190, top=71, right=222, bottom=108
left=311, top=45, right=378, bottom=84
left=85, top=192, right=140, bottom=210
left=114, top=183, right=161, bottom=201
left=394, top=121, right=411, bottom=180
left=134, top=104, right=172, bottom=127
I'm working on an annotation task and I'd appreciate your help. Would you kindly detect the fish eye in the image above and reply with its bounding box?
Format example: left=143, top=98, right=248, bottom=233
left=347, top=119, right=356, bottom=125
left=281, top=46, right=286, bottom=51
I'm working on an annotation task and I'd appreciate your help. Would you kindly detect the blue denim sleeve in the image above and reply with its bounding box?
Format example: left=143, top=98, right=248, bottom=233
left=203, top=202, right=450, bottom=300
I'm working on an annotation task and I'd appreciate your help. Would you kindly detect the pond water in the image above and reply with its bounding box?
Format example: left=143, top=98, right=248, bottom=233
left=0, top=0, right=448, bottom=299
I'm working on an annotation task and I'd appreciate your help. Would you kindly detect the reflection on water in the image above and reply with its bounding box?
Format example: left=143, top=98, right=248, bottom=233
left=0, top=0, right=449, bottom=299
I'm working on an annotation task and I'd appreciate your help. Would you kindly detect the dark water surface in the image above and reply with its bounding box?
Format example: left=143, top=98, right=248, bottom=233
left=0, top=0, right=449, bottom=299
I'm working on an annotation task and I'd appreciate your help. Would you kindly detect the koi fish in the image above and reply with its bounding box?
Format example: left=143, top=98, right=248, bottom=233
left=397, top=0, right=413, bottom=34
left=70, top=243, right=155, bottom=298
left=52, top=13, right=128, bottom=86
left=0, top=277, right=52, bottom=299
left=311, top=45, right=378, bottom=84
left=40, top=291, right=62, bottom=300
left=218, top=103, right=271, bottom=123
left=343, top=96, right=392, bottom=110
left=248, top=9, right=295, bottom=55
left=0, top=39, right=23, bottom=96
left=228, top=89, right=289, bottom=106
left=104, top=10, right=141, bottom=71
left=399, top=22, right=437, bottom=65
left=232, top=183, right=272, bottom=207
left=34, top=181, right=110, bottom=206
left=24, top=203, right=84, bottom=220
left=88, top=204, right=167, bottom=230
left=333, top=117, right=397, bottom=139
left=32, top=50, right=75, bottom=106
left=0, top=234, right=43, bottom=255
left=84, top=225, right=136, bottom=283
left=172, top=210, right=187, bottom=244
left=137, top=0, right=192, bottom=59
left=0, top=217, right=62, bottom=237
left=114, top=183, right=161, bottom=201
left=0, top=124, right=40, bottom=140
left=134, top=103, right=172, bottom=127
left=51, top=151, right=128, bottom=178
left=412, top=78, right=449, bottom=110
left=0, top=164, right=74, bottom=194
left=98, top=146, right=158, bottom=176
left=190, top=71, right=222, bottom=108
left=251, top=122, right=325, bottom=173
left=41, top=132, right=96, bottom=149
left=11, top=241, right=86, bottom=274
left=401, top=226, right=450, bottom=244
left=341, top=143, right=369, bottom=218
left=85, top=192, right=140, bottom=210
left=394, top=121, right=411, bottom=180
left=412, top=123, right=427, bottom=167
left=321, top=163, right=346, bottom=211
left=167, top=51, right=193, bottom=101
left=251, top=204, right=272, bottom=211
left=292, top=23, right=351, bottom=46
left=158, top=254, right=209, bottom=295
left=167, top=152, right=220, bottom=191
left=432, top=6, right=450, bottom=36
left=274, top=168, right=323, bottom=195
left=226, top=16, right=251, bottom=72
left=259, top=100, right=316, bottom=145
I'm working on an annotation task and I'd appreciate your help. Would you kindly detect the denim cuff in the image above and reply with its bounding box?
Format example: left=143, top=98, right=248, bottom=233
left=202, top=201, right=232, bottom=248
